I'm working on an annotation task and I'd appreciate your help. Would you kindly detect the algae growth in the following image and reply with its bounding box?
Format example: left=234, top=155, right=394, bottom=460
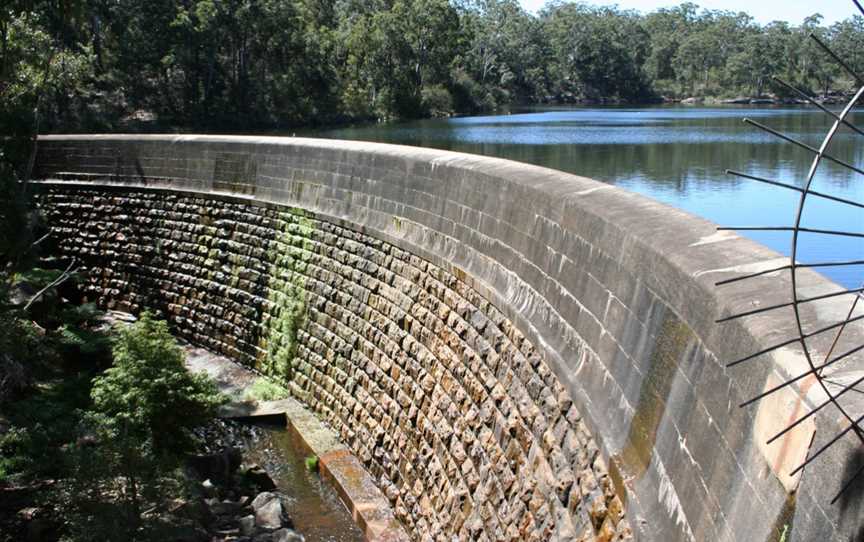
left=259, top=209, right=314, bottom=381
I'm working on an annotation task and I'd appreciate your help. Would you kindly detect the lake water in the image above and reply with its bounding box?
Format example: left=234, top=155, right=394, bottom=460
left=314, top=106, right=863, bottom=289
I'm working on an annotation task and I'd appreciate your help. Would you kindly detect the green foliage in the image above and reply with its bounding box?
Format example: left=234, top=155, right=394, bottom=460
left=0, top=311, right=220, bottom=540
left=0, top=426, right=37, bottom=482
left=90, top=312, right=224, bottom=455
left=2, top=1, right=862, bottom=128
left=304, top=455, right=319, bottom=472
left=0, top=8, right=95, bottom=284
left=54, top=313, right=225, bottom=539
left=0, top=314, right=60, bottom=402
left=4, top=266, right=111, bottom=372
left=0, top=162, right=32, bottom=273
left=54, top=302, right=112, bottom=362
left=0, top=10, right=98, bottom=138
left=57, top=323, right=111, bottom=358
left=62, top=418, right=187, bottom=542
left=422, top=84, right=454, bottom=116
left=544, top=3, right=653, bottom=101
left=244, top=377, right=290, bottom=402
left=261, top=212, right=310, bottom=378
left=0, top=371, right=94, bottom=483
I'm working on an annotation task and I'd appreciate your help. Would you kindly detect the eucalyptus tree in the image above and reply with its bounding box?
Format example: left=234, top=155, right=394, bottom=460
left=829, top=15, right=864, bottom=88
left=793, top=14, right=836, bottom=96
left=726, top=27, right=782, bottom=97
left=337, top=0, right=462, bottom=119
left=542, top=2, right=652, bottom=102
left=460, top=0, right=550, bottom=108
left=643, top=3, right=700, bottom=95
left=5, top=0, right=864, bottom=125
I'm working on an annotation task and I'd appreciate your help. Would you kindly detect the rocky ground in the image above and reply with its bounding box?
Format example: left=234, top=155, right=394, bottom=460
left=179, top=419, right=306, bottom=542
left=1, top=419, right=306, bottom=542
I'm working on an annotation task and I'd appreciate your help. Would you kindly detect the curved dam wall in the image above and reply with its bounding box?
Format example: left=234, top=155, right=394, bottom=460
left=32, top=135, right=864, bottom=541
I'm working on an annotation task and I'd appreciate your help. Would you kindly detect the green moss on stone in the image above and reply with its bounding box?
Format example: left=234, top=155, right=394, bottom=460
left=258, top=211, right=314, bottom=382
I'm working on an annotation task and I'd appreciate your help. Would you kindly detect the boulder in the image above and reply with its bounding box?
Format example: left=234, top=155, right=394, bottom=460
left=251, top=492, right=285, bottom=530
left=200, top=479, right=218, bottom=498
left=251, top=492, right=276, bottom=511
left=239, top=515, right=256, bottom=536
left=243, top=464, right=277, bottom=491
left=272, top=528, right=304, bottom=542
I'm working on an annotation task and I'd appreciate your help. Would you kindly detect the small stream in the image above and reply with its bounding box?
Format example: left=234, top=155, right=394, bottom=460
left=238, top=421, right=365, bottom=542
left=184, top=345, right=367, bottom=542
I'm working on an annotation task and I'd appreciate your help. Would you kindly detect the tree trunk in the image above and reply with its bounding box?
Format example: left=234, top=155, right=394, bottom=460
left=91, top=13, right=103, bottom=72
left=1, top=18, right=7, bottom=80
left=205, top=47, right=216, bottom=117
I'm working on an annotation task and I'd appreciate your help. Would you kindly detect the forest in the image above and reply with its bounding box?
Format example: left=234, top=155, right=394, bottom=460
left=2, top=0, right=864, bottom=135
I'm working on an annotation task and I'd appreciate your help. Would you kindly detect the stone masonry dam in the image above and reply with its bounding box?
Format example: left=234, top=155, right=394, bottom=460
left=31, top=135, right=864, bottom=541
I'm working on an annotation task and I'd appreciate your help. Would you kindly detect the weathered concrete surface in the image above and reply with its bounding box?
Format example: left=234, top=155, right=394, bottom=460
left=32, top=135, right=864, bottom=542
left=219, top=399, right=295, bottom=420
left=185, top=343, right=258, bottom=399
left=42, top=187, right=626, bottom=540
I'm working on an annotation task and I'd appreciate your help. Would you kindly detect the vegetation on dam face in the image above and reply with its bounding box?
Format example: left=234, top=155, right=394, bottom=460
left=260, top=211, right=313, bottom=381
left=2, top=0, right=863, bottom=137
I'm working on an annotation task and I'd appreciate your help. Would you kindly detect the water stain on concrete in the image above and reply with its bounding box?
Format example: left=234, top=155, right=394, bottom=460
left=767, top=493, right=796, bottom=542
left=607, top=454, right=629, bottom=507
left=620, top=311, right=692, bottom=479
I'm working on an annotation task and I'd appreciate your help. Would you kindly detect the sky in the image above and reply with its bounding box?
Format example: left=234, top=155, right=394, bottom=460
left=517, top=0, right=856, bottom=25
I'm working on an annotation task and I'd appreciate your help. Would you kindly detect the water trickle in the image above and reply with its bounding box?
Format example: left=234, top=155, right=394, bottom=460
left=241, top=421, right=365, bottom=542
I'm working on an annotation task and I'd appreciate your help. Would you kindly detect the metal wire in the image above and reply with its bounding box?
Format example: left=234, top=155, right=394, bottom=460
left=718, top=25, right=864, bottom=503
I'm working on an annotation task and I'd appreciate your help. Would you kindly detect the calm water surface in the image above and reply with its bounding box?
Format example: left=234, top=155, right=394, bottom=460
left=314, top=106, right=864, bottom=288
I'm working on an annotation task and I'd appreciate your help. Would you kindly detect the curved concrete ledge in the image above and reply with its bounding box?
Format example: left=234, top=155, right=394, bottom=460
left=32, top=134, right=864, bottom=541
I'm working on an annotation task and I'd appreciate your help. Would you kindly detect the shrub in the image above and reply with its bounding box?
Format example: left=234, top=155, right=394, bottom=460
left=90, top=312, right=224, bottom=455
left=0, top=315, right=59, bottom=402
left=421, top=85, right=454, bottom=117
left=65, top=313, right=224, bottom=538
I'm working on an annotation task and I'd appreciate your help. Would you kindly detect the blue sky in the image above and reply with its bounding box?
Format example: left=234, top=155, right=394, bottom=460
left=517, top=0, right=855, bottom=25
